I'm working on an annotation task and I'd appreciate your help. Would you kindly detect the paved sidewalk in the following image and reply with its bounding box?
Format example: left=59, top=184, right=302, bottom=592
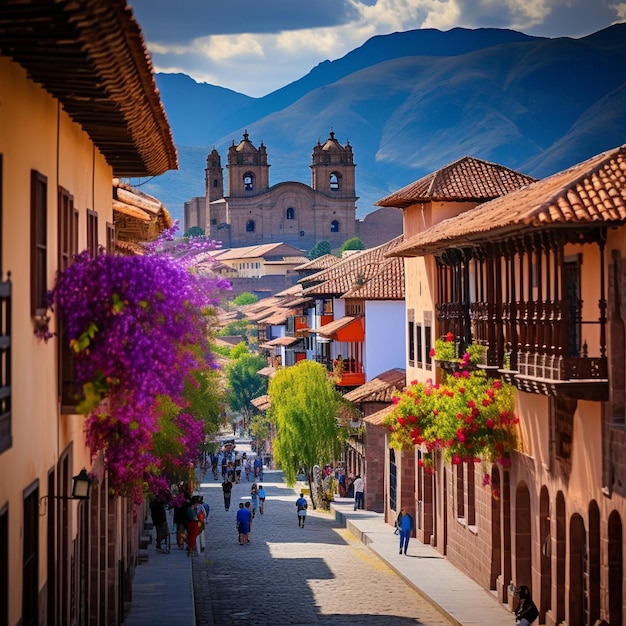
left=123, top=508, right=195, bottom=626
left=330, top=497, right=514, bottom=626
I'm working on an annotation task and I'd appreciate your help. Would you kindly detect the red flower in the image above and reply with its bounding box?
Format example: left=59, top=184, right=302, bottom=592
left=408, top=415, right=417, bottom=423
left=429, top=348, right=436, bottom=357
left=451, top=453, right=462, bottom=465
left=485, top=418, right=495, bottom=428
left=482, top=398, right=491, bottom=407
left=391, top=396, right=400, bottom=405
left=397, top=417, right=407, bottom=426
left=445, top=332, right=454, bottom=342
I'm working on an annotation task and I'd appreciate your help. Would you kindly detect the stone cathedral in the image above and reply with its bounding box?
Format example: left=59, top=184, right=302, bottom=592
left=184, top=131, right=359, bottom=250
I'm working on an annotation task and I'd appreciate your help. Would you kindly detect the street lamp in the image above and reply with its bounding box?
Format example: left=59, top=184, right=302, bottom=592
left=39, top=468, right=93, bottom=515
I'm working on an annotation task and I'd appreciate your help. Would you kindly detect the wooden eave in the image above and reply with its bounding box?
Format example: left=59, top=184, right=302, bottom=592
left=0, top=0, right=177, bottom=177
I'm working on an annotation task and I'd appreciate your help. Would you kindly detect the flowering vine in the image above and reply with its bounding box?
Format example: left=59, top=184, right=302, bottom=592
left=39, top=227, right=231, bottom=503
left=383, top=369, right=517, bottom=468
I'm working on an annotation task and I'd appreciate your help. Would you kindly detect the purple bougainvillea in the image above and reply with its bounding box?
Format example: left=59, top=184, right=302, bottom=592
left=41, top=231, right=230, bottom=503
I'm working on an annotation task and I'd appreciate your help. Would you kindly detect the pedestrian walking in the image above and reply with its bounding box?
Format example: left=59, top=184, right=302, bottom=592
left=236, top=502, right=252, bottom=545
left=353, top=474, right=364, bottom=510
left=514, top=585, right=539, bottom=625
left=222, top=478, right=233, bottom=511
left=250, top=482, right=259, bottom=518
left=396, top=507, right=414, bottom=555
left=173, top=493, right=190, bottom=550
left=186, top=495, right=202, bottom=556
left=296, top=492, right=308, bottom=528
left=149, top=497, right=168, bottom=552
left=198, top=496, right=209, bottom=553
left=258, top=484, right=266, bottom=514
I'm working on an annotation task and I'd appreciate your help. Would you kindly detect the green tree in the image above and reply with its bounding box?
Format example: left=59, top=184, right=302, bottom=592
left=249, top=413, right=271, bottom=459
left=230, top=342, right=249, bottom=359
left=309, top=240, right=331, bottom=260
left=340, top=237, right=365, bottom=254
left=232, top=291, right=259, bottom=306
left=269, top=361, right=346, bottom=507
left=183, top=226, right=205, bottom=238
left=225, top=353, right=267, bottom=429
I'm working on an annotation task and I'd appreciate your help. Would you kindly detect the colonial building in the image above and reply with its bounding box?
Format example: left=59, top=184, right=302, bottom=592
left=0, top=3, right=176, bottom=625
left=387, top=145, right=626, bottom=625
left=185, top=132, right=360, bottom=251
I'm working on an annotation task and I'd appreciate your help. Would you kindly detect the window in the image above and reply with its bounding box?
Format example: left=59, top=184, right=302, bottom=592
left=23, top=483, right=39, bottom=625
left=211, top=219, right=217, bottom=225
left=286, top=207, right=295, bottom=220
left=58, top=188, right=80, bottom=410
left=246, top=220, right=255, bottom=233
left=408, top=309, right=415, bottom=365
left=31, top=170, right=47, bottom=316
left=330, top=173, right=340, bottom=190
left=106, top=223, right=115, bottom=255
left=330, top=220, right=339, bottom=233
left=244, top=173, right=254, bottom=191
left=456, top=463, right=465, bottom=519
left=58, top=187, right=78, bottom=271
left=213, top=180, right=219, bottom=188
left=416, top=324, right=423, bottom=366
left=467, top=462, right=476, bottom=527
left=86, top=209, right=98, bottom=259
left=425, top=324, right=432, bottom=369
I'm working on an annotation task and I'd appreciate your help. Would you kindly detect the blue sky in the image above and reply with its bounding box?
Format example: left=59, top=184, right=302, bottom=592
left=128, top=0, right=624, bottom=97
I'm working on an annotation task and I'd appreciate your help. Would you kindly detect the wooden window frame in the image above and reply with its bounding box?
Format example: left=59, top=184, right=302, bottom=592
left=31, top=170, right=48, bottom=317
left=86, top=209, right=98, bottom=258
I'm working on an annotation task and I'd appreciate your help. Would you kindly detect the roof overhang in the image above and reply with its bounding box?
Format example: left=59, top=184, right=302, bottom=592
left=315, top=316, right=364, bottom=342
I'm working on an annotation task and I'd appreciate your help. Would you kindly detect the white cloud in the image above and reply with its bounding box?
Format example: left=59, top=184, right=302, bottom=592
left=143, top=0, right=623, bottom=97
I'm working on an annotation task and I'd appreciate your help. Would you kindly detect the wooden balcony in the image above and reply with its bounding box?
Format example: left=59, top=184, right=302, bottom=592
left=333, top=359, right=365, bottom=387
left=512, top=352, right=608, bottom=401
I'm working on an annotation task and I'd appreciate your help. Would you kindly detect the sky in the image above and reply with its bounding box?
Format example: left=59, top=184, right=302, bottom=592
left=128, top=0, right=625, bottom=98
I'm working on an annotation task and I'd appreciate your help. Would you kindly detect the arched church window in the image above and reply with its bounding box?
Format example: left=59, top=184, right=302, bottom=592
left=246, top=220, right=255, bottom=232
left=330, top=220, right=339, bottom=233
left=330, top=172, right=340, bottom=190
left=244, top=173, right=254, bottom=191
left=286, top=207, right=295, bottom=220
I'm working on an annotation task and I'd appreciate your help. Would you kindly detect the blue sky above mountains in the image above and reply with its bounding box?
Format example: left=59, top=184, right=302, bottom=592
left=128, top=0, right=623, bottom=97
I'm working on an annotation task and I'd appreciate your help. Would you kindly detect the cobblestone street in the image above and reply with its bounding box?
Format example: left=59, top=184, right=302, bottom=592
left=191, top=469, right=452, bottom=626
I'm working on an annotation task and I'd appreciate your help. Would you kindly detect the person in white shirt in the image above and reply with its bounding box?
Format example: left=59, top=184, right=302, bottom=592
left=353, top=475, right=364, bottom=510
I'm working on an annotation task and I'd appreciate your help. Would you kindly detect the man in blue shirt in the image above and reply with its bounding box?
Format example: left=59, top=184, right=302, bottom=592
left=236, top=502, right=252, bottom=545
left=295, top=493, right=308, bottom=528
left=396, top=507, right=414, bottom=555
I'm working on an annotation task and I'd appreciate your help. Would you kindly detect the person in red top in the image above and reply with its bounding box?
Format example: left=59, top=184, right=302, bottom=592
left=186, top=496, right=202, bottom=556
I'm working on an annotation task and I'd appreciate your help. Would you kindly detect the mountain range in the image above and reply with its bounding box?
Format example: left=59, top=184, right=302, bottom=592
left=135, top=23, right=626, bottom=226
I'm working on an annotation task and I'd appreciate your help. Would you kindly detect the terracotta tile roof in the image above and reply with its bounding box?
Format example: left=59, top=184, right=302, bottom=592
left=251, top=395, right=271, bottom=411
left=315, top=315, right=363, bottom=337
left=260, top=336, right=301, bottom=348
left=215, top=243, right=305, bottom=261
left=294, top=254, right=341, bottom=271
left=376, top=156, right=535, bottom=209
left=265, top=256, right=310, bottom=265
left=257, top=366, right=276, bottom=378
left=363, top=404, right=395, bottom=426
left=260, top=308, right=298, bottom=326
left=274, top=284, right=303, bottom=297
left=0, top=0, right=177, bottom=177
left=389, top=144, right=626, bottom=257
left=302, top=237, right=404, bottom=300
left=343, top=368, right=406, bottom=403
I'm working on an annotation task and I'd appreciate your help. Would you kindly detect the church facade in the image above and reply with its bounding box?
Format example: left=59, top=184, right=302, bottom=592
left=185, top=131, right=359, bottom=251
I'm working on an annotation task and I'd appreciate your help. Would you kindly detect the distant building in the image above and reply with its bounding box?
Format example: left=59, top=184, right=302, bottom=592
left=185, top=131, right=401, bottom=251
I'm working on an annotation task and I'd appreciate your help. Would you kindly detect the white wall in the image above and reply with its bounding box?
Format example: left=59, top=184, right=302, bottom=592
left=364, top=300, right=406, bottom=380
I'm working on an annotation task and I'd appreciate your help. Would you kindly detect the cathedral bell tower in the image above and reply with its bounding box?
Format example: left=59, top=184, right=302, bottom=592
left=226, top=131, right=270, bottom=197
left=310, top=131, right=356, bottom=198
left=205, top=147, right=224, bottom=202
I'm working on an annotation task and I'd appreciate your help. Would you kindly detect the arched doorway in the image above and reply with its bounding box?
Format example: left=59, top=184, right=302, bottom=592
left=539, top=486, right=551, bottom=620
left=490, top=466, right=501, bottom=590
left=515, top=482, right=532, bottom=588
left=588, top=501, right=601, bottom=624
left=568, top=513, right=585, bottom=626
left=608, top=510, right=623, bottom=626
left=555, top=492, right=566, bottom=623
